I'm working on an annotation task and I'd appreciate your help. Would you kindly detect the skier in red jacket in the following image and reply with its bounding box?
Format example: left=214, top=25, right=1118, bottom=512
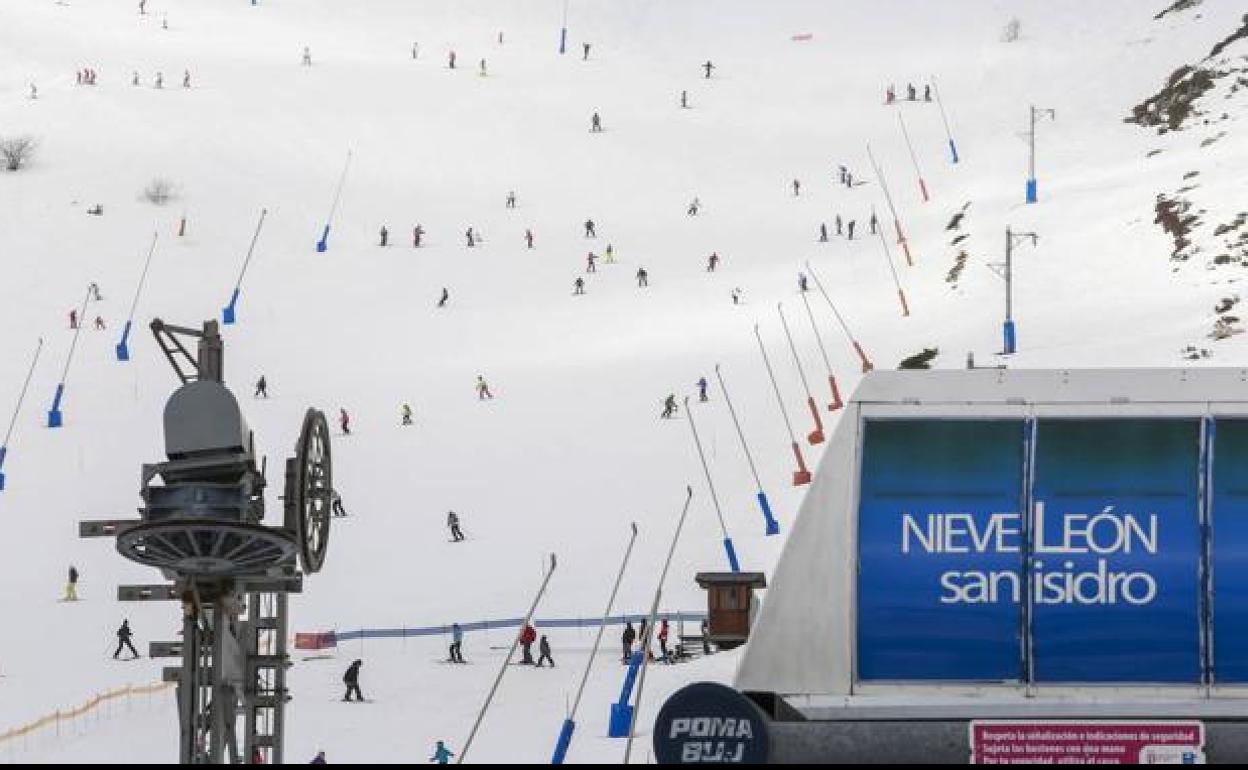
left=519, top=623, right=537, bottom=664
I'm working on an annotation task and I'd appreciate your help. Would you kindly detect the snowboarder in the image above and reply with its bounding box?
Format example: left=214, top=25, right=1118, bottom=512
left=590, top=112, right=602, bottom=133
left=449, top=623, right=465, bottom=663
left=401, top=403, right=413, bottom=425
left=524, top=229, right=534, bottom=249
left=342, top=659, right=364, bottom=702
left=835, top=214, right=843, bottom=236
left=69, top=309, right=78, bottom=329
left=302, top=47, right=312, bottom=66
left=702, top=60, right=714, bottom=79
left=697, top=377, right=709, bottom=402
left=93, top=316, right=106, bottom=330
left=448, top=50, right=456, bottom=69
left=792, top=178, right=801, bottom=197
left=680, top=90, right=688, bottom=109
left=582, top=42, right=591, bottom=60
left=573, top=276, right=585, bottom=295
left=622, top=621, right=636, bottom=662
left=331, top=490, right=347, bottom=518
left=506, top=190, right=516, bottom=209
left=584, top=219, right=596, bottom=238
left=114, top=620, right=139, bottom=659
left=447, top=511, right=465, bottom=542
left=339, top=408, right=350, bottom=435
left=413, top=224, right=425, bottom=247
left=731, top=288, right=742, bottom=305
left=869, top=211, right=878, bottom=234
left=819, top=223, right=828, bottom=242
left=430, top=741, right=454, bottom=764
left=476, top=375, right=493, bottom=400
left=65, top=565, right=79, bottom=601
left=798, top=273, right=809, bottom=292
left=182, top=69, right=191, bottom=88
left=465, top=227, right=475, bottom=247
left=687, top=197, right=700, bottom=216
left=660, top=394, right=677, bottom=419
left=519, top=623, right=537, bottom=664
left=437, top=287, right=449, bottom=308
left=536, top=635, right=555, bottom=668
left=658, top=618, right=670, bottom=661
left=636, top=267, right=648, bottom=287
left=379, top=226, right=389, bottom=247
left=586, top=252, right=597, bottom=272
left=847, top=219, right=856, bottom=240
left=706, top=252, right=719, bottom=272
left=255, top=376, right=268, bottom=398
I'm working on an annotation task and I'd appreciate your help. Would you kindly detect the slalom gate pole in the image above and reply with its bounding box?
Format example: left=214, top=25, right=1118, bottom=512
left=714, top=364, right=779, bottom=535
left=316, top=150, right=353, bottom=252
left=797, top=291, right=844, bottom=412
left=553, top=523, right=639, bottom=763
left=116, top=231, right=159, bottom=361
left=0, top=337, right=44, bottom=491
left=931, top=76, right=960, bottom=164
left=805, top=261, right=874, bottom=373
left=754, top=324, right=811, bottom=487
left=874, top=212, right=912, bottom=317
left=777, top=303, right=825, bottom=445
left=685, top=397, right=740, bottom=572
left=458, top=554, right=557, bottom=764
left=48, top=286, right=93, bottom=428
left=623, top=486, right=694, bottom=765
left=223, top=208, right=268, bottom=325
left=898, top=111, right=930, bottom=202
left=866, top=142, right=914, bottom=266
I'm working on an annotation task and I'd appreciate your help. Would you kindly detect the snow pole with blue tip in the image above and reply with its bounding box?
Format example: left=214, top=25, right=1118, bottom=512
left=223, top=208, right=268, bottom=324
left=116, top=231, right=159, bottom=361
left=714, top=363, right=780, bottom=535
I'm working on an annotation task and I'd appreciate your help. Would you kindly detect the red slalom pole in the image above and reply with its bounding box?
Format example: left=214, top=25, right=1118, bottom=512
left=754, top=324, right=813, bottom=487
left=866, top=142, right=915, bottom=266
left=874, top=215, right=912, bottom=318
left=898, top=112, right=930, bottom=203
left=777, top=303, right=825, bottom=445
left=797, top=290, right=844, bottom=411
left=806, top=261, right=875, bottom=373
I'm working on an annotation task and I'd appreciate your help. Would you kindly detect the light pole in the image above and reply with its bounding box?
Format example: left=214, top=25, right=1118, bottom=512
left=1025, top=105, right=1056, bottom=203
left=991, top=227, right=1038, bottom=354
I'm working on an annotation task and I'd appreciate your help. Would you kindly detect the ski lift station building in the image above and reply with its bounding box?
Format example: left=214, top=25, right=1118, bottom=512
left=662, top=369, right=1248, bottom=763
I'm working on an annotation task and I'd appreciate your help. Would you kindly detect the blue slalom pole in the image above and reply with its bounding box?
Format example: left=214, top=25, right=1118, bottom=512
left=723, top=537, right=741, bottom=572
left=559, top=0, right=569, bottom=54
left=715, top=364, right=780, bottom=536
left=317, top=150, right=352, bottom=253
left=550, top=719, right=575, bottom=764
left=223, top=208, right=268, bottom=324
left=1, top=338, right=43, bottom=491
left=931, top=76, right=961, bottom=165
left=756, top=491, right=779, bottom=535
left=608, top=650, right=644, bottom=737
left=685, top=396, right=742, bottom=572
left=50, top=287, right=91, bottom=428
left=1004, top=319, right=1017, bottom=355
left=47, top=383, right=65, bottom=428
left=949, top=138, right=960, bottom=164
left=315, top=224, right=330, bottom=253
left=1025, top=178, right=1038, bottom=204
left=116, top=231, right=159, bottom=362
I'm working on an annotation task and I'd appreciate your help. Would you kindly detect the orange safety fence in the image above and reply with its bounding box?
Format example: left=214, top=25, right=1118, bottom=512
left=0, top=682, right=174, bottom=747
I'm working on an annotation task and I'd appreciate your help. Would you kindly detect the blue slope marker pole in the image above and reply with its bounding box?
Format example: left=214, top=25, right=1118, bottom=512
left=931, top=76, right=960, bottom=164
left=1, top=338, right=44, bottom=491
left=714, top=363, right=780, bottom=536
left=116, top=231, right=159, bottom=361
left=685, top=396, right=741, bottom=572
left=317, top=150, right=352, bottom=253
left=49, top=287, right=93, bottom=428
left=223, top=208, right=268, bottom=324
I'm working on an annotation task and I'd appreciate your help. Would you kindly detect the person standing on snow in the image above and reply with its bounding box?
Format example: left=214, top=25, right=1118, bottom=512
left=586, top=252, right=597, bottom=272
left=401, top=403, right=413, bottom=426
left=582, top=42, right=591, bottom=60
left=465, top=227, right=475, bottom=248
left=660, top=394, right=677, bottom=419
left=114, top=619, right=140, bottom=659
left=447, top=511, right=465, bottom=542
left=702, top=60, right=715, bottom=78
left=846, top=219, right=856, bottom=240
left=448, top=50, right=456, bottom=69
left=731, top=288, right=742, bottom=305
left=697, top=377, right=709, bottom=402
left=536, top=635, right=555, bottom=668
left=331, top=490, right=347, bottom=518
left=342, top=659, right=364, bottom=702
left=519, top=623, right=537, bottom=664
left=182, top=69, right=191, bottom=88
left=65, top=565, right=80, bottom=601
left=590, top=112, right=602, bottom=133
left=254, top=376, right=268, bottom=398
left=430, top=741, right=454, bottom=764
left=792, top=178, right=801, bottom=197
left=413, top=224, right=425, bottom=247
left=476, top=375, right=493, bottom=400
left=449, top=623, right=465, bottom=663
left=478, top=58, right=488, bottom=77
left=584, top=219, right=596, bottom=238
left=680, top=90, right=689, bottom=109
left=573, top=276, right=586, bottom=295
left=636, top=267, right=649, bottom=287
left=622, top=621, right=636, bottom=662
left=687, top=197, right=701, bottom=216
left=94, top=316, right=106, bottom=331
left=524, top=229, right=534, bottom=249
left=437, top=287, right=449, bottom=308
left=798, top=273, right=809, bottom=293
left=869, top=211, right=878, bottom=234
left=302, top=46, right=312, bottom=66
left=706, top=252, right=719, bottom=272
left=412, top=42, right=419, bottom=59
left=379, top=226, right=389, bottom=247
left=604, top=243, right=615, bottom=262
left=506, top=190, right=517, bottom=209
left=819, top=223, right=828, bottom=242
left=657, top=618, right=671, bottom=661
left=835, top=214, right=843, bottom=236
left=339, top=408, right=350, bottom=435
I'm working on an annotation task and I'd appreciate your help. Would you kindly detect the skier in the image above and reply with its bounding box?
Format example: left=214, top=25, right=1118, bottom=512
left=476, top=375, right=493, bottom=400
left=590, top=112, right=602, bottom=133
left=339, top=408, right=350, bottom=435
left=536, top=635, right=555, bottom=668
left=430, top=741, right=454, bottom=765
left=845, top=170, right=853, bottom=187
left=506, top=190, right=516, bottom=209
left=401, top=403, right=413, bottom=426
left=255, top=375, right=268, bottom=398
left=586, top=252, right=597, bottom=272
left=412, top=42, right=418, bottom=59
left=437, top=287, right=449, bottom=308
left=448, top=50, right=456, bottom=69
left=658, top=618, right=670, bottom=661
left=660, top=394, right=677, bottom=419
left=139, top=0, right=147, bottom=15
left=413, top=224, right=425, bottom=247
left=465, top=227, right=475, bottom=247
left=449, top=623, right=465, bottom=663
left=924, top=83, right=932, bottom=102
left=847, top=219, right=856, bottom=240
left=835, top=214, right=843, bottom=236
left=680, top=90, right=688, bottom=109
left=687, top=197, right=700, bottom=216
left=792, top=178, right=800, bottom=197
left=702, top=60, right=714, bottom=79
left=29, top=83, right=37, bottom=100
left=819, top=223, right=828, bottom=242
left=524, top=229, right=534, bottom=249
left=311, top=751, right=327, bottom=764
left=798, top=273, right=809, bottom=292
left=838, top=164, right=848, bottom=184
left=89, top=282, right=102, bottom=300
left=869, top=211, right=878, bottom=234
left=907, top=82, right=916, bottom=101
left=584, top=219, right=596, bottom=238
left=182, top=69, right=191, bottom=88
left=478, top=58, right=487, bottom=77
left=573, top=276, right=585, bottom=295
left=697, top=377, right=709, bottom=402
left=342, top=659, right=364, bottom=702
left=379, top=226, right=389, bottom=247
left=582, top=42, right=591, bottom=60
left=114, top=620, right=140, bottom=659
left=636, top=267, right=648, bottom=287
left=94, top=316, right=106, bottom=330
left=519, top=623, right=537, bottom=664
left=604, top=243, right=615, bottom=262
left=885, top=84, right=895, bottom=104
left=155, top=71, right=163, bottom=89
left=706, top=252, right=719, bottom=272
left=731, top=288, right=742, bottom=305
left=132, top=71, right=140, bottom=86
left=301, top=46, right=312, bottom=66
left=622, top=621, right=636, bottom=662
left=65, top=565, right=79, bottom=601
left=447, top=511, right=465, bottom=542
left=69, top=309, right=78, bottom=329
left=331, top=490, right=347, bottom=518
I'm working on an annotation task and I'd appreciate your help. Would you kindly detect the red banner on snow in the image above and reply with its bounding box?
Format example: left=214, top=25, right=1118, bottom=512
left=970, top=720, right=1205, bottom=764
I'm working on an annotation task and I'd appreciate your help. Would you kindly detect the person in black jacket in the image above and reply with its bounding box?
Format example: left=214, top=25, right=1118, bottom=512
left=65, top=565, right=80, bottom=601
left=342, top=659, right=364, bottom=701
left=621, top=621, right=636, bottom=663
left=535, top=635, right=555, bottom=668
left=114, top=620, right=139, bottom=659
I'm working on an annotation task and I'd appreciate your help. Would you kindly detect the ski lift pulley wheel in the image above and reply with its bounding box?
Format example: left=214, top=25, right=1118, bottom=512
left=292, top=408, right=332, bottom=574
